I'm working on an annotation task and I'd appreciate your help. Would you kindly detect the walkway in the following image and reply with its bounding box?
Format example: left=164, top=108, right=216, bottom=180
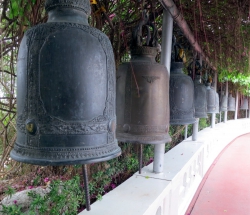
left=186, top=133, right=250, bottom=215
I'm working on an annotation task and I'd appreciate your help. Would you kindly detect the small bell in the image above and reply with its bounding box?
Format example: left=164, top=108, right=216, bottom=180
left=194, top=75, right=208, bottom=118
left=116, top=20, right=171, bottom=145
left=228, top=94, right=236, bottom=111
left=206, top=82, right=217, bottom=113
left=220, top=91, right=228, bottom=112
left=169, top=43, right=195, bottom=125
left=240, top=97, right=249, bottom=110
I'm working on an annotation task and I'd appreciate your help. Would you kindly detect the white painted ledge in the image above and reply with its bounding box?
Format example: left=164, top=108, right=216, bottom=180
left=79, top=119, right=250, bottom=215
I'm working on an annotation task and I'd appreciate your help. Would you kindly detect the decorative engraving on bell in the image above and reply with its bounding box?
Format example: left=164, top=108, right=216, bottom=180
left=11, top=0, right=121, bottom=165
left=116, top=20, right=171, bottom=144
left=228, top=93, right=236, bottom=111
left=219, top=91, right=228, bottom=112
left=169, top=44, right=195, bottom=125
left=206, top=83, right=217, bottom=113
left=240, top=97, right=249, bottom=110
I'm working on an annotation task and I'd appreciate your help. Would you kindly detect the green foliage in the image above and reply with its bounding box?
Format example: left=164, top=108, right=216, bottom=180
left=218, top=68, right=250, bottom=96
left=1, top=176, right=84, bottom=215
left=4, top=186, right=16, bottom=198
left=199, top=118, right=209, bottom=131
left=1, top=205, right=24, bottom=215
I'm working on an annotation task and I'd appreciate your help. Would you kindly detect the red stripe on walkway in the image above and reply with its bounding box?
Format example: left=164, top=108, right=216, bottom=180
left=186, top=133, right=250, bottom=215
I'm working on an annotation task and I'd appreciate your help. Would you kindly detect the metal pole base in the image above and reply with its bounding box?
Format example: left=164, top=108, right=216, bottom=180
left=153, top=144, right=165, bottom=173
left=184, top=125, right=188, bottom=139
left=192, top=119, right=199, bottom=141
left=224, top=111, right=228, bottom=123
left=211, top=113, right=216, bottom=128
left=82, top=164, right=91, bottom=211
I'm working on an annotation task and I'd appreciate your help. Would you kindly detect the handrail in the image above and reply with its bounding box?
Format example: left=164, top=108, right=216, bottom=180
left=158, top=0, right=216, bottom=71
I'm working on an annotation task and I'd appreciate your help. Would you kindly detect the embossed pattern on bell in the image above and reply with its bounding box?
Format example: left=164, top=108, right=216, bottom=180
left=228, top=94, right=236, bottom=111
left=116, top=46, right=171, bottom=144
left=219, top=91, right=228, bottom=112
left=240, top=98, right=249, bottom=110
left=11, top=0, right=121, bottom=165
left=194, top=75, right=208, bottom=118
left=206, top=83, right=217, bottom=113
left=169, top=62, right=196, bottom=125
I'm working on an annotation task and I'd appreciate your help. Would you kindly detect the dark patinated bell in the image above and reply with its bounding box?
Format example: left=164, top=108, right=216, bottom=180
left=116, top=22, right=171, bottom=144
left=11, top=0, right=121, bottom=165
left=228, top=94, right=236, bottom=111
left=240, top=98, right=249, bottom=110
left=170, top=62, right=196, bottom=125
left=220, top=91, right=228, bottom=112
left=206, top=83, right=217, bottom=113
left=194, top=75, right=208, bottom=118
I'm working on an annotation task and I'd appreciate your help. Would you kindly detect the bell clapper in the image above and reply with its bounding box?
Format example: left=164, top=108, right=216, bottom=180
left=82, top=164, right=91, bottom=211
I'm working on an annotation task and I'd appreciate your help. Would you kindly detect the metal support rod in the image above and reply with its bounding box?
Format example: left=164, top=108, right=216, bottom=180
left=153, top=144, right=165, bottom=173
left=82, top=164, right=91, bottom=211
left=153, top=9, right=173, bottom=174
left=234, top=89, right=238, bottom=120
left=160, top=10, right=173, bottom=72
left=138, top=144, right=143, bottom=174
left=184, top=125, right=188, bottom=139
left=159, top=0, right=216, bottom=70
left=211, top=114, right=216, bottom=128
left=224, top=81, right=228, bottom=123
left=192, top=118, right=199, bottom=141
left=219, top=112, right=221, bottom=122
left=224, top=111, right=228, bottom=123
left=211, top=72, right=218, bottom=128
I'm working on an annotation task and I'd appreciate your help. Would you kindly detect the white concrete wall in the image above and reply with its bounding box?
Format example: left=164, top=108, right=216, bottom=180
left=79, top=119, right=250, bottom=215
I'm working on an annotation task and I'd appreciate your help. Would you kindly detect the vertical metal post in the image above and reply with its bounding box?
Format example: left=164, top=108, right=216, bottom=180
left=153, top=145, right=165, bottom=173
left=184, top=125, right=188, bottom=139
left=153, top=9, right=173, bottom=174
left=224, top=81, right=228, bottom=123
left=191, top=55, right=202, bottom=141
left=160, top=10, right=173, bottom=72
left=211, top=114, right=216, bottom=128
left=234, top=89, right=238, bottom=120
left=82, top=164, right=91, bottom=211
left=192, top=118, right=199, bottom=141
left=211, top=72, right=217, bottom=128
left=219, top=112, right=221, bottom=122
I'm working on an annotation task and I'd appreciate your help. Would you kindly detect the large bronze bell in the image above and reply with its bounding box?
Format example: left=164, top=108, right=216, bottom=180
left=116, top=21, right=171, bottom=144
left=240, top=97, right=249, bottom=110
left=194, top=75, right=208, bottom=118
left=11, top=0, right=121, bottom=166
left=219, top=91, right=228, bottom=112
left=228, top=93, right=236, bottom=111
left=206, top=83, right=217, bottom=113
left=169, top=45, right=195, bottom=125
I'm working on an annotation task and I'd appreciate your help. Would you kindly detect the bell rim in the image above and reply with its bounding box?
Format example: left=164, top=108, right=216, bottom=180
left=10, top=145, right=121, bottom=166
left=194, top=114, right=208, bottom=118
left=116, top=132, right=172, bottom=144
left=170, top=118, right=196, bottom=125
